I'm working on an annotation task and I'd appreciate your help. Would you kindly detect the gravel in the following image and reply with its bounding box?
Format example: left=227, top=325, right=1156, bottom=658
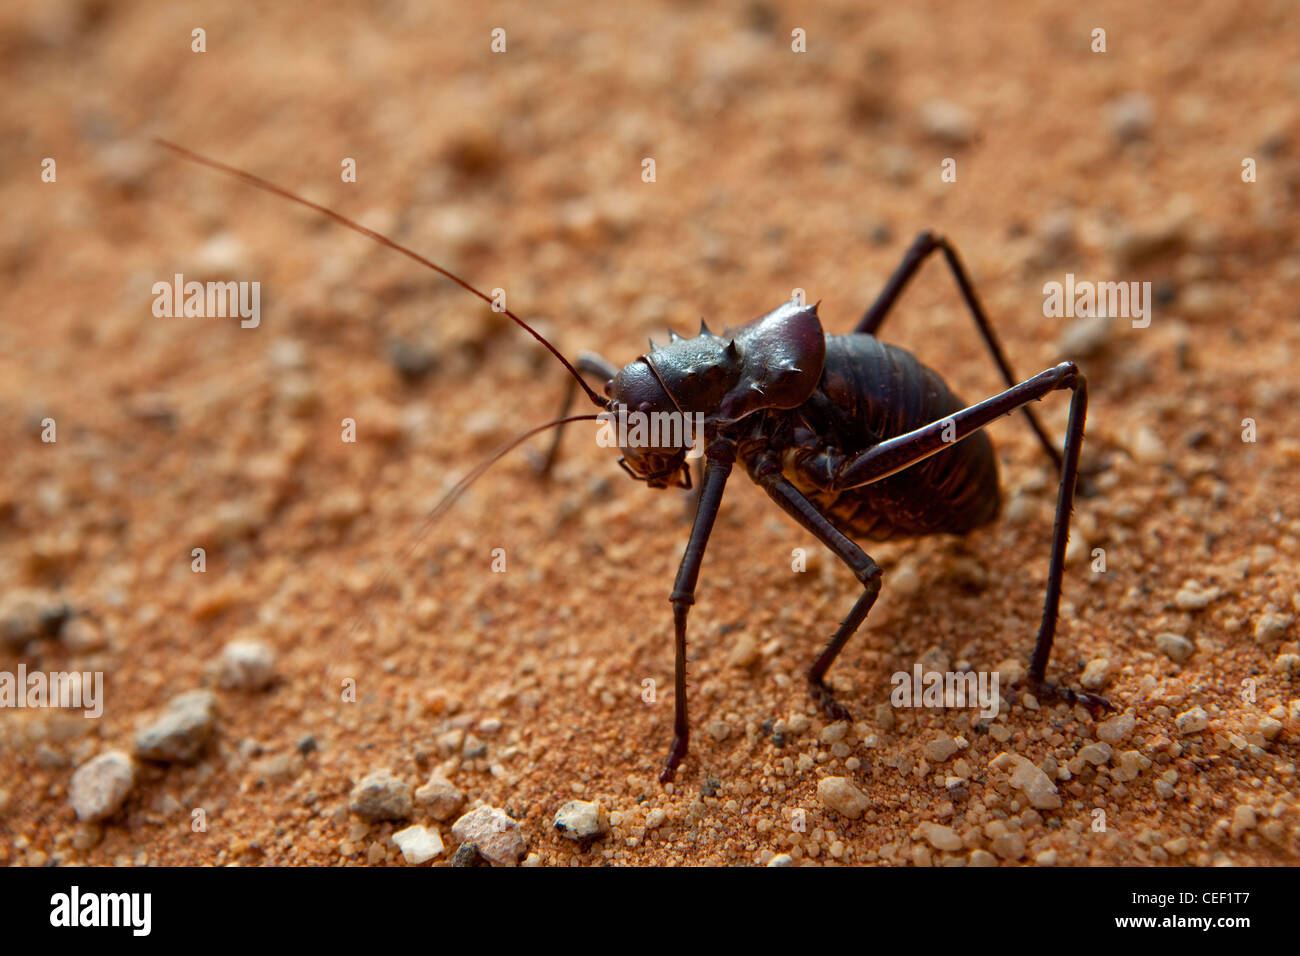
left=1078, top=742, right=1113, bottom=766
left=1253, top=612, right=1293, bottom=644
left=1096, top=712, right=1137, bottom=745
left=1155, top=632, right=1195, bottom=663
left=348, top=769, right=413, bottom=821
left=414, top=770, right=465, bottom=821
left=554, top=800, right=610, bottom=841
left=216, top=637, right=277, bottom=691
left=923, top=737, right=958, bottom=763
left=133, top=690, right=217, bottom=764
left=450, top=806, right=526, bottom=866
left=69, top=750, right=136, bottom=822
left=450, top=843, right=491, bottom=867
left=1080, top=658, right=1111, bottom=690
left=392, top=824, right=444, bottom=864
left=817, top=776, right=869, bottom=819
left=1174, top=582, right=1221, bottom=611
left=1, top=588, right=70, bottom=647
left=1000, top=755, right=1062, bottom=810
left=1175, top=706, right=1210, bottom=735
left=918, top=98, right=975, bottom=145
left=916, top=822, right=963, bottom=851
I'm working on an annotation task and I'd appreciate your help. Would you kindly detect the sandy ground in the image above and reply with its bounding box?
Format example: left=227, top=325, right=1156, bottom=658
left=1, top=0, right=1298, bottom=867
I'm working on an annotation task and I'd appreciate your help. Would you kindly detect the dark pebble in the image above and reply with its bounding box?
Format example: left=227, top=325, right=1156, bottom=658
left=451, top=843, right=491, bottom=867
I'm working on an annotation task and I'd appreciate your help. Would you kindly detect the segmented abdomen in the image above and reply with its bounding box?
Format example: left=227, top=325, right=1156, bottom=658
left=787, top=334, right=1001, bottom=540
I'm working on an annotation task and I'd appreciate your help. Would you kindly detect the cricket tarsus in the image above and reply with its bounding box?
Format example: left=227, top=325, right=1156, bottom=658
left=153, top=138, right=607, bottom=410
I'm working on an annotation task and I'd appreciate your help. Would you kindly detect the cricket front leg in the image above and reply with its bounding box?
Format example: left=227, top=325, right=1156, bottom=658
left=660, top=443, right=734, bottom=783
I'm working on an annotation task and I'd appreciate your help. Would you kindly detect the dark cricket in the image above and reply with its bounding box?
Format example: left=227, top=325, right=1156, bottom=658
left=158, top=141, right=1112, bottom=786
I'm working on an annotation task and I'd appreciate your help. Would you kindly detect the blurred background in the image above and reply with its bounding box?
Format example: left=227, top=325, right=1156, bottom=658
left=1, top=0, right=1297, bottom=866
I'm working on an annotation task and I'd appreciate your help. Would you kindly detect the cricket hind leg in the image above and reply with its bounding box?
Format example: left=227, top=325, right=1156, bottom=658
left=856, top=230, right=1065, bottom=474
left=755, top=471, right=883, bottom=721
left=802, top=362, right=1109, bottom=711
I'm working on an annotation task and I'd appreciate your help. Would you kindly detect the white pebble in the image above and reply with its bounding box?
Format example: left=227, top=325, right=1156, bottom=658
left=554, top=800, right=609, bottom=841
left=69, top=751, right=136, bottom=823
left=450, top=806, right=526, bottom=866
left=392, top=825, right=444, bottom=864
left=217, top=637, right=277, bottom=691
left=817, top=776, right=869, bottom=819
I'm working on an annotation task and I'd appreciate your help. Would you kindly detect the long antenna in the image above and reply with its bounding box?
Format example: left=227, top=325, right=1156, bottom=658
left=154, top=138, right=608, bottom=409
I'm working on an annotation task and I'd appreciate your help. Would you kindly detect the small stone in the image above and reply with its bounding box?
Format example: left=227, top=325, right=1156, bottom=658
left=1274, top=652, right=1300, bottom=676
left=554, top=800, right=610, bottom=841
left=216, top=637, right=277, bottom=691
left=1230, top=805, right=1257, bottom=839
left=991, top=832, right=1026, bottom=860
left=249, top=753, right=303, bottom=785
left=1259, top=717, right=1283, bottom=740
left=348, top=769, right=413, bottom=822
left=817, top=776, right=869, bottom=819
left=1175, top=582, right=1221, bottom=611
left=69, top=751, right=136, bottom=823
left=874, top=702, right=896, bottom=732
left=1097, top=712, right=1137, bottom=745
left=708, top=720, right=731, bottom=742
left=969, top=849, right=997, bottom=867
left=820, top=721, right=849, bottom=744
left=767, top=853, right=794, bottom=867
left=1007, top=756, right=1062, bottom=810
left=414, top=771, right=465, bottom=821
left=451, top=806, right=526, bottom=866
left=1078, top=742, right=1113, bottom=766
left=1034, top=849, right=1058, bottom=866
left=392, top=824, right=444, bottom=864
left=1175, top=705, right=1209, bottom=735
left=1253, top=612, right=1293, bottom=645
left=645, top=808, right=667, bottom=829
left=1128, top=427, right=1167, bottom=466
left=61, top=616, right=106, bottom=653
left=386, top=339, right=438, bottom=384
left=461, top=734, right=488, bottom=760
left=1080, top=658, right=1111, bottom=690
left=890, top=564, right=921, bottom=595
left=1164, top=836, right=1190, bottom=856
left=727, top=632, right=761, bottom=669
left=917, top=822, right=963, bottom=852
left=1155, top=632, right=1195, bottom=663
left=1109, top=92, right=1154, bottom=142
left=0, top=587, right=69, bottom=646
left=787, top=713, right=811, bottom=734
left=924, top=737, right=958, bottom=763
left=134, top=690, right=217, bottom=764
left=919, top=99, right=974, bottom=145
left=450, top=843, right=491, bottom=867
left=995, top=658, right=1026, bottom=686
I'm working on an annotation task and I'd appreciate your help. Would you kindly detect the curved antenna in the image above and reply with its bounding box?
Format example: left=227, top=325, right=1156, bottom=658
left=154, top=138, right=608, bottom=409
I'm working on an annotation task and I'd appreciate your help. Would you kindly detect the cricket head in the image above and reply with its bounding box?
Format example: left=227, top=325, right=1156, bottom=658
left=606, top=360, right=695, bottom=488
left=607, top=298, right=827, bottom=489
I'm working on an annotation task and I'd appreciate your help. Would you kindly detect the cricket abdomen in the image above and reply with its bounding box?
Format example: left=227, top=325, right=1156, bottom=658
left=778, top=333, right=1002, bottom=541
